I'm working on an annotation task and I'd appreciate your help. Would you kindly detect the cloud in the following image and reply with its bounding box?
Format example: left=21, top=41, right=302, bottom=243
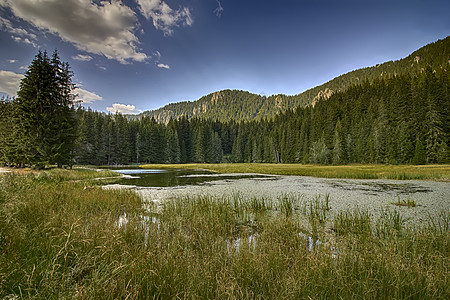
left=0, top=16, right=38, bottom=40
left=8, top=59, right=17, bottom=63
left=73, top=87, right=102, bottom=104
left=214, top=0, right=224, bottom=18
left=72, top=54, right=93, bottom=62
left=106, top=103, right=140, bottom=114
left=11, top=35, right=38, bottom=47
left=153, top=50, right=162, bottom=60
left=157, top=63, right=170, bottom=69
left=0, top=70, right=24, bottom=96
left=0, top=0, right=147, bottom=64
left=137, top=0, right=193, bottom=36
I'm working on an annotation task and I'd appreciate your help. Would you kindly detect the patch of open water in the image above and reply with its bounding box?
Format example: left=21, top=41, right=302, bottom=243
left=109, top=168, right=274, bottom=187
left=104, top=167, right=449, bottom=226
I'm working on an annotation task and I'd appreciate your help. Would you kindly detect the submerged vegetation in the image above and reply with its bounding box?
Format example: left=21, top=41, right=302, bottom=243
left=1, top=170, right=449, bottom=298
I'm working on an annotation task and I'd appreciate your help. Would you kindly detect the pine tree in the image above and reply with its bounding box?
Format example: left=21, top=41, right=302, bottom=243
left=0, top=97, right=17, bottom=165
left=412, top=136, right=426, bottom=165
left=332, top=120, right=345, bottom=164
left=13, top=50, right=77, bottom=168
left=309, top=133, right=330, bottom=164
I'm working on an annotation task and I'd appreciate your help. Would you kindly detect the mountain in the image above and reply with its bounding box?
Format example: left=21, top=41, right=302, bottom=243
left=136, top=36, right=449, bottom=123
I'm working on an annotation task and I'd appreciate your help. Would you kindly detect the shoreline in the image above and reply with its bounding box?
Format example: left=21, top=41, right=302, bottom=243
left=104, top=174, right=450, bottom=226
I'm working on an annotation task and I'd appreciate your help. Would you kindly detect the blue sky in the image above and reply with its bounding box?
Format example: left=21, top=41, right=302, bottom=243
left=0, top=0, right=449, bottom=114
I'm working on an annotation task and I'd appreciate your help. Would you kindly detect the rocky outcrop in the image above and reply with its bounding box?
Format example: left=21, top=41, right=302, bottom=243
left=312, top=88, right=333, bottom=107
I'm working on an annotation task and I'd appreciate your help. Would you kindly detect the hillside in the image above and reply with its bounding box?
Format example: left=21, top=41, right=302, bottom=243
left=136, top=36, right=449, bottom=123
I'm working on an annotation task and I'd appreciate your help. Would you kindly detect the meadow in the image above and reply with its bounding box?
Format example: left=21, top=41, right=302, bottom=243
left=141, top=163, right=450, bottom=180
left=0, top=168, right=449, bottom=298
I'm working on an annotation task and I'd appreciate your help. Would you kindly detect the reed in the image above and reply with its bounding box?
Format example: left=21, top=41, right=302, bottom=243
left=1, top=171, right=448, bottom=299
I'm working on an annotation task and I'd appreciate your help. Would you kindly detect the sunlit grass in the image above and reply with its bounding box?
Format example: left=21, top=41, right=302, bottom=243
left=141, top=163, right=450, bottom=180
left=1, top=170, right=448, bottom=298
left=0, top=166, right=120, bottom=181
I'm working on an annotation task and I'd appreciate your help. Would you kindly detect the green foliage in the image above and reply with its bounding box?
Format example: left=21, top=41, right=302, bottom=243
left=135, top=36, right=449, bottom=123
left=82, top=63, right=448, bottom=166
left=0, top=50, right=77, bottom=168
left=1, top=173, right=448, bottom=298
left=412, top=136, right=427, bottom=164
left=6, top=38, right=449, bottom=167
left=392, top=196, right=416, bottom=208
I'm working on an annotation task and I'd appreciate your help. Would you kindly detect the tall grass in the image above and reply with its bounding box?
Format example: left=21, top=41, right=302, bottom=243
left=0, top=171, right=448, bottom=298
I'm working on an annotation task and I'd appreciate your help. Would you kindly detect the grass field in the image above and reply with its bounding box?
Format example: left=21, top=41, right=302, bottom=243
left=141, top=163, right=450, bottom=180
left=1, top=169, right=449, bottom=298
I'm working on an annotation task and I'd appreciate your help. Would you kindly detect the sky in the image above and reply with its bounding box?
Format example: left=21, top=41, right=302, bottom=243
left=0, top=0, right=449, bottom=114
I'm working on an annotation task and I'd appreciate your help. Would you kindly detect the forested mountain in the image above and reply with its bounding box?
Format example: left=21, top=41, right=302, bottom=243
left=70, top=66, right=448, bottom=166
left=136, top=36, right=449, bottom=123
left=1, top=38, right=448, bottom=167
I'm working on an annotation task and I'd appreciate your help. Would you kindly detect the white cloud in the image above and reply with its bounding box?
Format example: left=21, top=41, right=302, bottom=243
left=214, top=0, right=224, bottom=18
left=157, top=63, right=170, bottom=69
left=0, top=70, right=24, bottom=96
left=0, top=71, right=103, bottom=103
left=11, top=35, right=38, bottom=47
left=137, top=0, right=193, bottom=36
left=73, top=87, right=102, bottom=104
left=72, top=54, right=93, bottom=62
left=0, top=16, right=37, bottom=40
left=106, top=103, right=140, bottom=114
left=0, top=0, right=147, bottom=64
left=8, top=59, right=17, bottom=63
left=153, top=50, right=161, bottom=60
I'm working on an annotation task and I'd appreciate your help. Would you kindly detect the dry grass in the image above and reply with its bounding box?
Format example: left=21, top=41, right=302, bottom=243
left=1, top=169, right=448, bottom=299
left=141, top=163, right=450, bottom=180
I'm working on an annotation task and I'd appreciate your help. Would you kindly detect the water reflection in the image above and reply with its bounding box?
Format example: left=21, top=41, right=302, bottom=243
left=109, top=168, right=275, bottom=188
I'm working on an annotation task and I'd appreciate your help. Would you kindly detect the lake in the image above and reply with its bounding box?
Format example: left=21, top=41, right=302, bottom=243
left=109, top=167, right=274, bottom=187
left=104, top=167, right=449, bottom=225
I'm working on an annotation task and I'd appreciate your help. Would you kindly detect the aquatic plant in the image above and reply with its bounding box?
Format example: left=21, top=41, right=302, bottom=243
left=0, top=171, right=448, bottom=299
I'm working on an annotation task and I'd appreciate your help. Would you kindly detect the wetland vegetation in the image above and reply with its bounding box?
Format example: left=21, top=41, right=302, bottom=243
left=1, top=168, right=449, bottom=298
left=0, top=38, right=449, bottom=299
left=141, top=163, right=450, bottom=180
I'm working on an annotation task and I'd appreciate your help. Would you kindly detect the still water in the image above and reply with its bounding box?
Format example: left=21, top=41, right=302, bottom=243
left=109, top=168, right=272, bottom=187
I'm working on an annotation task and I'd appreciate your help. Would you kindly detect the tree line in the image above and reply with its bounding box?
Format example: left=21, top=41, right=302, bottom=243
left=73, top=67, right=449, bottom=166
left=1, top=52, right=448, bottom=168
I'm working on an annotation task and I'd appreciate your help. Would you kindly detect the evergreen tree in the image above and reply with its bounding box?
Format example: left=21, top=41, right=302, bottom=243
left=332, top=120, right=345, bottom=164
left=309, top=134, right=330, bottom=164
left=0, top=97, right=17, bottom=165
left=412, top=136, right=426, bottom=165
left=13, top=50, right=77, bottom=168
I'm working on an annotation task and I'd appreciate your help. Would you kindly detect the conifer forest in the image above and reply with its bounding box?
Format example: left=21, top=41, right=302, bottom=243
left=72, top=67, right=450, bottom=166
left=0, top=40, right=449, bottom=168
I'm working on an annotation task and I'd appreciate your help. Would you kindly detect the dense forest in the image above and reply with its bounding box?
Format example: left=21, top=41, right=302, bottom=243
left=69, top=67, right=449, bottom=166
left=137, top=36, right=449, bottom=123
left=0, top=39, right=449, bottom=167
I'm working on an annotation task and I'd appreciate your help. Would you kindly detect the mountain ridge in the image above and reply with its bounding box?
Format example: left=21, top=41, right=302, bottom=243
left=135, top=36, right=449, bottom=123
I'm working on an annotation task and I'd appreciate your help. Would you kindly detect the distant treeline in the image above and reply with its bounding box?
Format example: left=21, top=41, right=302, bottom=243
left=71, top=67, right=449, bottom=166
left=2, top=46, right=448, bottom=169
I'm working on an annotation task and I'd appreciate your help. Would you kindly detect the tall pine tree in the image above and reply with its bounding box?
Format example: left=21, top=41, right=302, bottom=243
left=13, top=50, right=77, bottom=168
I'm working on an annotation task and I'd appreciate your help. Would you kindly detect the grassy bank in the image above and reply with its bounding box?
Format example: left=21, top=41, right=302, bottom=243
left=1, top=170, right=449, bottom=298
left=141, top=163, right=450, bottom=180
